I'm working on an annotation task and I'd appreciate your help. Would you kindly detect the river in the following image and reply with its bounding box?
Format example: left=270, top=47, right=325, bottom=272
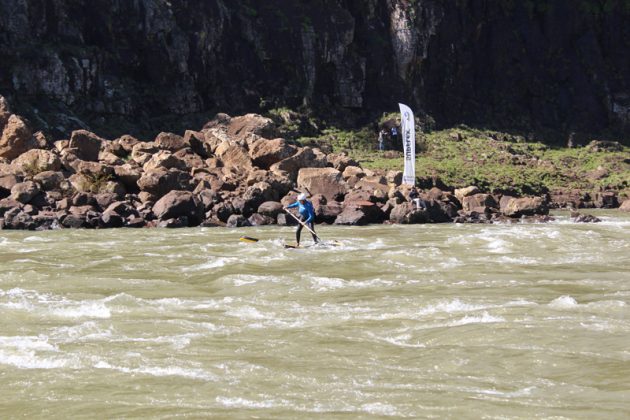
left=1, top=211, right=629, bottom=418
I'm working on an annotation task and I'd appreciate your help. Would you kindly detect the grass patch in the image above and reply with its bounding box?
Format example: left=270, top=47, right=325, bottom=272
left=350, top=127, right=630, bottom=195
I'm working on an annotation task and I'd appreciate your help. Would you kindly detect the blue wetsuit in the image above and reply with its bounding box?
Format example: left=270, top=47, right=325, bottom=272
left=286, top=199, right=317, bottom=245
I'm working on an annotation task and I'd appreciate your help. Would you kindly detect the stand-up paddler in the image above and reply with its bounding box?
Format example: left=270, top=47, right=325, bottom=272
left=285, top=193, right=318, bottom=247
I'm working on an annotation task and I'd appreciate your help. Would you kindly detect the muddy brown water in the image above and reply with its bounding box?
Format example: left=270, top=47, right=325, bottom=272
left=1, top=211, right=629, bottom=418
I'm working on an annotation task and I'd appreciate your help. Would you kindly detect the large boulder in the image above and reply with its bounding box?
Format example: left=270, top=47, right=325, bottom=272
left=75, top=161, right=115, bottom=178
left=114, top=163, right=142, bottom=190
left=10, top=181, right=40, bottom=204
left=389, top=202, right=430, bottom=224
left=137, top=168, right=192, bottom=198
left=0, top=174, right=21, bottom=197
left=115, top=134, right=140, bottom=155
left=202, top=131, right=224, bottom=154
left=154, top=132, right=187, bottom=151
left=249, top=138, right=297, bottom=168
left=248, top=213, right=275, bottom=226
left=226, top=214, right=251, bottom=227
left=131, top=142, right=160, bottom=166
left=454, top=186, right=480, bottom=205
left=12, top=149, right=61, bottom=175
left=98, top=151, right=124, bottom=166
left=593, top=191, right=619, bottom=209
left=462, top=193, right=498, bottom=212
left=243, top=182, right=278, bottom=209
left=620, top=199, right=630, bottom=212
left=173, top=148, right=205, bottom=170
left=33, top=171, right=65, bottom=191
left=0, top=115, right=34, bottom=160
left=152, top=190, right=203, bottom=226
left=270, top=147, right=328, bottom=181
left=184, top=130, right=211, bottom=158
left=215, top=141, right=253, bottom=170
left=226, top=114, right=277, bottom=141
left=353, top=177, right=389, bottom=201
left=257, top=201, right=284, bottom=218
left=500, top=196, right=549, bottom=217
left=315, top=200, right=343, bottom=224
left=334, top=201, right=386, bottom=225
left=68, top=130, right=105, bottom=162
left=326, top=153, right=359, bottom=172
left=142, top=150, right=187, bottom=172
left=0, top=198, right=22, bottom=217
left=297, top=167, right=347, bottom=201
left=342, top=165, right=366, bottom=180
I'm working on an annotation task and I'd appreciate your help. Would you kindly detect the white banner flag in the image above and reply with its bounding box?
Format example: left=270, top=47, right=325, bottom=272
left=399, top=103, right=415, bottom=186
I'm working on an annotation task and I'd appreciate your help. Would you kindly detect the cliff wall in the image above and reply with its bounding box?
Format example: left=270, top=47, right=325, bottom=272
left=1, top=0, right=629, bottom=142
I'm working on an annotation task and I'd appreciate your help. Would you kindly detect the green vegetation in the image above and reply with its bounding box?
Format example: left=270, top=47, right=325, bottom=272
left=293, top=120, right=629, bottom=196
left=79, top=173, right=112, bottom=194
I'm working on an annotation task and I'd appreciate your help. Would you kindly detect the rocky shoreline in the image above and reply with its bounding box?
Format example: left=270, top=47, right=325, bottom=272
left=1, top=96, right=628, bottom=231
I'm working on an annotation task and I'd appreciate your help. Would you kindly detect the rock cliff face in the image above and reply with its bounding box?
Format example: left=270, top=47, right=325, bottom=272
left=1, top=0, right=629, bottom=141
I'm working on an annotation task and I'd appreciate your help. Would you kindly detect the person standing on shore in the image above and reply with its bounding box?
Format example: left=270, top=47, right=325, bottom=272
left=378, top=129, right=385, bottom=151
left=390, top=126, right=398, bottom=147
left=285, top=193, right=318, bottom=247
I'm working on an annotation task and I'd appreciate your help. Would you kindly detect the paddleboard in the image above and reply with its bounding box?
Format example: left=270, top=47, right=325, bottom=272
left=239, top=236, right=259, bottom=243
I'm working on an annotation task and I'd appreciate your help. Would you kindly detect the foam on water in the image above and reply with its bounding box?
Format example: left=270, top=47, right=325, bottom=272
left=0, top=335, right=57, bottom=351
left=226, top=305, right=267, bottom=320
left=549, top=295, right=579, bottom=309
left=0, top=288, right=112, bottom=319
left=215, top=396, right=282, bottom=409
left=450, top=311, right=506, bottom=326
left=0, top=349, right=75, bottom=369
left=183, top=256, right=240, bottom=271
left=50, top=301, right=111, bottom=319
left=418, top=298, right=489, bottom=316
left=309, top=276, right=346, bottom=291
left=361, top=402, right=399, bottom=416
left=94, top=360, right=217, bottom=381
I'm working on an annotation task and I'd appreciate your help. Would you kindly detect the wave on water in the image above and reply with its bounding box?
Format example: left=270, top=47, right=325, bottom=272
left=549, top=295, right=578, bottom=309
left=451, top=311, right=506, bottom=326
left=94, top=360, right=217, bottom=381
left=0, top=335, right=76, bottom=370
left=22, top=236, right=53, bottom=243
left=0, top=288, right=111, bottom=319
left=182, top=256, right=241, bottom=271
left=215, top=396, right=284, bottom=409
left=360, top=402, right=399, bottom=416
